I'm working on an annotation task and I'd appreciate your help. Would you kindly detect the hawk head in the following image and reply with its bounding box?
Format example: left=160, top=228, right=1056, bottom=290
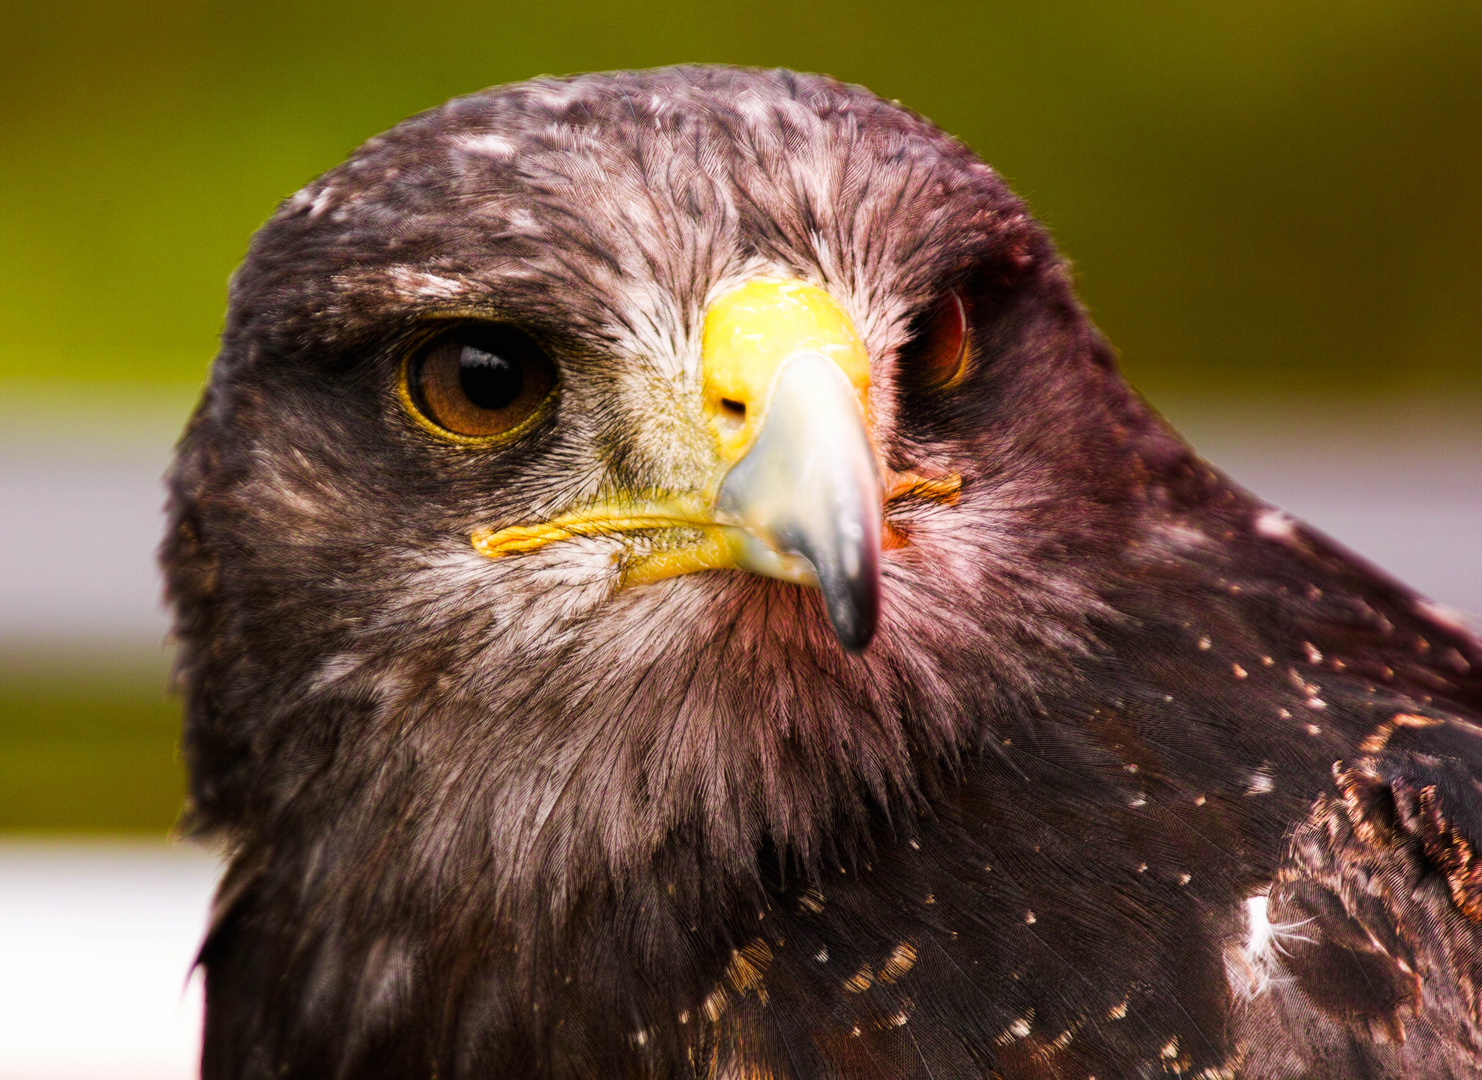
left=166, top=63, right=1154, bottom=930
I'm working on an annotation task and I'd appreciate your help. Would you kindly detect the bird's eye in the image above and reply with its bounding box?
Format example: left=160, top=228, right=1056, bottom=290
left=403, top=324, right=557, bottom=440
left=904, top=291, right=969, bottom=389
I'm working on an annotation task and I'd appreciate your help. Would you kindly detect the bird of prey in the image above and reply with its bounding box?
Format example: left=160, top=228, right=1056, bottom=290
left=163, top=66, right=1482, bottom=1079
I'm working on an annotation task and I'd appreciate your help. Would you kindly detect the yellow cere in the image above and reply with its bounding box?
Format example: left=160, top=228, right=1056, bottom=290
left=701, top=279, right=871, bottom=463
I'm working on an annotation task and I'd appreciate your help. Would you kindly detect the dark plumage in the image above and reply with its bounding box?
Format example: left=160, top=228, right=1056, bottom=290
left=163, top=66, right=1482, bottom=1078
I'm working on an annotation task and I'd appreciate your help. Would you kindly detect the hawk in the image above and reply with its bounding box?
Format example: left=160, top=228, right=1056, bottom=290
left=163, top=66, right=1482, bottom=1078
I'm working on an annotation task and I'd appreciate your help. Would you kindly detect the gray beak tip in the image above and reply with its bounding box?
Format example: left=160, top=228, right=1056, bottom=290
left=822, top=572, right=878, bottom=652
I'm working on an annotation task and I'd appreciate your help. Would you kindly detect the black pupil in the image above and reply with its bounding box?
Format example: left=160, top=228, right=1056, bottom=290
left=458, top=345, right=522, bottom=411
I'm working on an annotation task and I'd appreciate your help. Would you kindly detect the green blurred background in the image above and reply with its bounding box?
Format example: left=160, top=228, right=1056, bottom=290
left=2, top=0, right=1479, bottom=833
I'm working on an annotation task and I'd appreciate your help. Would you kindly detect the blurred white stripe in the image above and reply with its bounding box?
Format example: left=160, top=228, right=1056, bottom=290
left=1166, top=398, right=1482, bottom=622
left=0, top=464, right=172, bottom=644
left=0, top=842, right=218, bottom=1080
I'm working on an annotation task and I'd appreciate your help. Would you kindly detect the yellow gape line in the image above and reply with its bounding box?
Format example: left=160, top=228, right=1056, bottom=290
left=889, top=473, right=963, bottom=505
left=469, top=495, right=753, bottom=586
left=470, top=503, right=711, bottom=558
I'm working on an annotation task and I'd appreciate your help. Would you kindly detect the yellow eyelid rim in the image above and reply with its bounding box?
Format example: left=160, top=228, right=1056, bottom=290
left=396, top=327, right=560, bottom=447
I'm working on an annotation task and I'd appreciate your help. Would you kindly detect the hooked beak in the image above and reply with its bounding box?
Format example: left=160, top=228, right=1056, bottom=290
left=471, top=278, right=950, bottom=652
left=712, top=349, right=880, bottom=650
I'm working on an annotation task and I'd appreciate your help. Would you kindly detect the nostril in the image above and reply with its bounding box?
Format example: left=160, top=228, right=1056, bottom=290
left=720, top=398, right=746, bottom=420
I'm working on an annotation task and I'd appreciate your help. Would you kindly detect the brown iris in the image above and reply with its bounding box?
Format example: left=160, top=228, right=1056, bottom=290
left=909, top=291, right=969, bottom=388
left=405, top=324, right=556, bottom=440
